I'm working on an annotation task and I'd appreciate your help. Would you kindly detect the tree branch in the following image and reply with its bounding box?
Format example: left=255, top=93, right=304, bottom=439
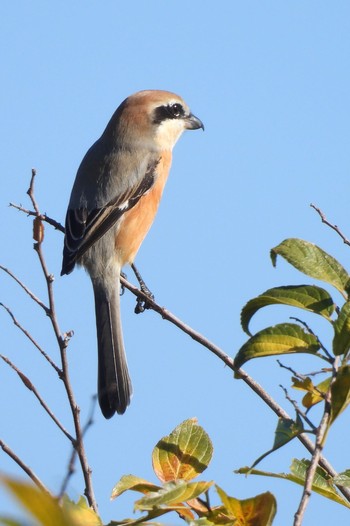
left=0, top=302, right=60, bottom=373
left=311, top=203, right=350, bottom=246
left=26, top=174, right=97, bottom=511
left=1, top=354, right=74, bottom=443
left=0, top=439, right=51, bottom=495
left=293, top=373, right=336, bottom=526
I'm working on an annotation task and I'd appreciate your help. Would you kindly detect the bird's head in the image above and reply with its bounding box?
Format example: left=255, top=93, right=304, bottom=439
left=110, top=90, right=204, bottom=151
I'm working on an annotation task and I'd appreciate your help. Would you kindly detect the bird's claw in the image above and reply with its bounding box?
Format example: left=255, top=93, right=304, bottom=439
left=134, top=289, right=155, bottom=314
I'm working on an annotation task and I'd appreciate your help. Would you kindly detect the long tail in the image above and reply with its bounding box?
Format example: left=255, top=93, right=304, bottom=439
left=92, top=277, right=132, bottom=418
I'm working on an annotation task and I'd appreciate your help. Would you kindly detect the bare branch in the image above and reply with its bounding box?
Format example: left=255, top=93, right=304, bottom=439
left=31, top=219, right=97, bottom=510
left=311, top=203, right=350, bottom=246
left=9, top=202, right=65, bottom=233
left=0, top=303, right=61, bottom=373
left=279, top=384, right=317, bottom=432
left=289, top=316, right=334, bottom=362
left=0, top=265, right=49, bottom=315
left=59, top=395, right=97, bottom=501
left=1, top=354, right=74, bottom=443
left=5, top=175, right=97, bottom=511
left=27, top=169, right=40, bottom=215
left=0, top=439, right=51, bottom=495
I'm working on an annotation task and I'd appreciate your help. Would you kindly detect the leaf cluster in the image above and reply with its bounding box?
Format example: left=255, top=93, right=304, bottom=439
left=234, top=238, right=350, bottom=491
left=1, top=419, right=277, bottom=526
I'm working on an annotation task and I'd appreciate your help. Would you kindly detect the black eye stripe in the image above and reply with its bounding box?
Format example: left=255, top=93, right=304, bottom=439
left=153, top=103, right=186, bottom=124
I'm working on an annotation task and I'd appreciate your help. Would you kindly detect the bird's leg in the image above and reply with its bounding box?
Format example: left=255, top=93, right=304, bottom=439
left=131, top=263, right=155, bottom=314
left=120, top=271, right=127, bottom=295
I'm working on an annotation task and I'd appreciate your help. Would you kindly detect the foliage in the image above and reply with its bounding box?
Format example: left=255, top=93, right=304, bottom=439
left=234, top=238, right=350, bottom=517
left=1, top=419, right=277, bottom=526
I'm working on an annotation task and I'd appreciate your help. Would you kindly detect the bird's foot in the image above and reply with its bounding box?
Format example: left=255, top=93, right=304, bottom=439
left=131, top=263, right=155, bottom=314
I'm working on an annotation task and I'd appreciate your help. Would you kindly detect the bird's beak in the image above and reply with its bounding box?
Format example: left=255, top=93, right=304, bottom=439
left=184, top=113, right=204, bottom=131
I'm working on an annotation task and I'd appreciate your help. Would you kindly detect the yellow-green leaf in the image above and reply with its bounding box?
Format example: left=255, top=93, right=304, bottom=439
left=62, top=496, right=102, bottom=526
left=234, top=323, right=321, bottom=369
left=184, top=519, right=216, bottom=525
left=1, top=477, right=69, bottom=526
left=216, top=486, right=276, bottom=526
left=111, top=474, right=160, bottom=500
left=152, top=419, right=213, bottom=483
left=292, top=375, right=331, bottom=408
left=0, top=519, right=23, bottom=526
left=0, top=476, right=101, bottom=526
left=271, top=239, right=350, bottom=297
left=333, top=301, right=350, bottom=356
left=237, top=459, right=350, bottom=508
left=135, top=480, right=213, bottom=511
left=330, top=365, right=350, bottom=425
left=333, top=470, right=350, bottom=487
left=241, top=285, right=335, bottom=335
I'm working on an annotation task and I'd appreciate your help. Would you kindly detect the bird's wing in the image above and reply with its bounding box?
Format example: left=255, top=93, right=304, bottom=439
left=61, top=156, right=160, bottom=275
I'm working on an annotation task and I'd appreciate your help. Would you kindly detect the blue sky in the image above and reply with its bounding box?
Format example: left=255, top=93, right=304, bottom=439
left=1, top=2, right=350, bottom=524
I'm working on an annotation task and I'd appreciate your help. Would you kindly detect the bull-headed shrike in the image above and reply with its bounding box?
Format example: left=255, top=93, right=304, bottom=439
left=61, top=90, right=203, bottom=418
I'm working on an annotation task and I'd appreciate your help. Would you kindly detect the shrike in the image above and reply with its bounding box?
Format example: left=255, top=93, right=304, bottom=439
left=61, top=90, right=203, bottom=418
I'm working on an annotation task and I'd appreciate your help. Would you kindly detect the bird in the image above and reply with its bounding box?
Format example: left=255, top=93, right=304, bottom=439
left=61, top=90, right=203, bottom=418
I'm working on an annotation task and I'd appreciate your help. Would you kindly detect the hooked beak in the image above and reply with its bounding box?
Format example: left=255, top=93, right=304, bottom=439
left=184, top=113, right=204, bottom=131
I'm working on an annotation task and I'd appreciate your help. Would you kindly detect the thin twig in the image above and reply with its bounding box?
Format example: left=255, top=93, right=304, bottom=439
left=290, top=316, right=334, bottom=362
left=279, top=384, right=316, bottom=432
left=293, top=375, right=336, bottom=526
left=1, top=354, right=74, bottom=443
left=0, top=439, right=51, bottom=495
left=59, top=395, right=97, bottom=500
left=0, top=303, right=61, bottom=373
left=311, top=204, right=350, bottom=246
left=26, top=177, right=97, bottom=512
left=0, top=265, right=49, bottom=314
left=9, top=202, right=65, bottom=233
left=27, top=169, right=40, bottom=214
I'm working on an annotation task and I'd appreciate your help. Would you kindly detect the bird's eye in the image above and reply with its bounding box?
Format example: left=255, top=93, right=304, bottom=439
left=153, top=102, right=185, bottom=124
left=168, top=103, right=183, bottom=118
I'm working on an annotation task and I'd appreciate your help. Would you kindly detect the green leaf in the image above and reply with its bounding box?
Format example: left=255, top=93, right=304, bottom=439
left=241, top=285, right=335, bottom=335
left=271, top=239, right=350, bottom=297
left=111, top=475, right=160, bottom=500
left=333, top=470, right=350, bottom=487
left=236, top=459, right=350, bottom=508
left=333, top=301, right=350, bottom=356
left=248, top=416, right=304, bottom=470
left=273, top=415, right=304, bottom=449
left=216, top=486, right=276, bottom=526
left=234, top=323, right=321, bottom=369
left=330, top=365, right=350, bottom=425
left=152, top=418, right=213, bottom=483
left=135, top=480, right=213, bottom=511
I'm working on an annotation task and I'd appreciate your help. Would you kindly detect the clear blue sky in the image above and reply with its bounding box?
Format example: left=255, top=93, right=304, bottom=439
left=1, top=2, right=350, bottom=524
